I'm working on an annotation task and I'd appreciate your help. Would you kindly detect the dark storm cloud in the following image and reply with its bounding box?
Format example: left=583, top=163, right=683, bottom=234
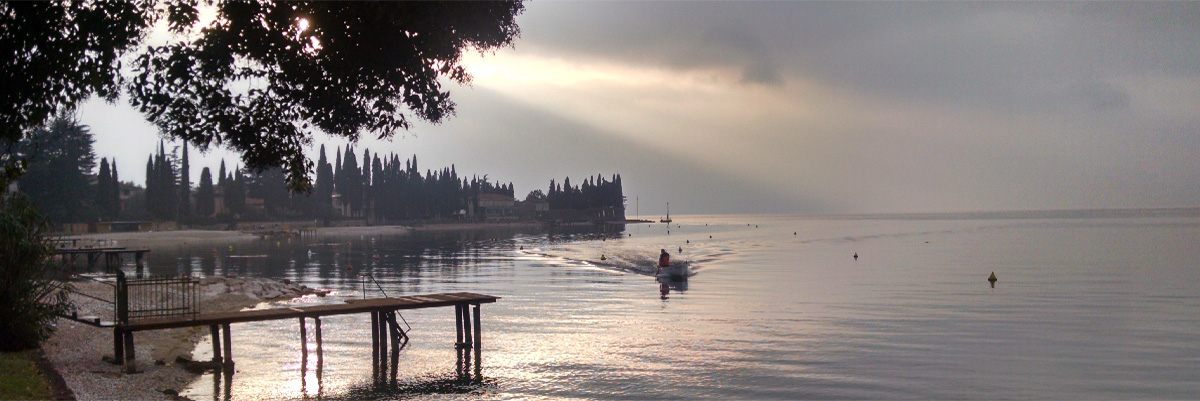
left=521, top=2, right=1200, bottom=110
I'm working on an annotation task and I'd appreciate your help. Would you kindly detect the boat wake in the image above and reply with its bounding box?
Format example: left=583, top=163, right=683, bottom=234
left=517, top=247, right=698, bottom=278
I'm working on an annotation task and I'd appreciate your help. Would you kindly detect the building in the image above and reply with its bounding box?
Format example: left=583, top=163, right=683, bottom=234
left=471, top=193, right=518, bottom=222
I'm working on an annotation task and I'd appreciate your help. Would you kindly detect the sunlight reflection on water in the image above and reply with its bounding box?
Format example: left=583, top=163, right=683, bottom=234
left=126, top=213, right=1200, bottom=400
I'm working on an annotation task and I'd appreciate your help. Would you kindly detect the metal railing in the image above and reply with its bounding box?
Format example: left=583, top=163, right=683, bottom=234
left=360, top=273, right=412, bottom=334
left=120, top=272, right=199, bottom=322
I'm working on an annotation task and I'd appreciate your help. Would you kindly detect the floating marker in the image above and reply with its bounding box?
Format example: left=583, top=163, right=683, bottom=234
left=988, top=272, right=997, bottom=283
left=601, top=255, right=607, bottom=261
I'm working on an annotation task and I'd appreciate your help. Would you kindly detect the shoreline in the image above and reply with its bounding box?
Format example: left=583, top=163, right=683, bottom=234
left=59, top=221, right=554, bottom=249
left=43, top=277, right=326, bottom=401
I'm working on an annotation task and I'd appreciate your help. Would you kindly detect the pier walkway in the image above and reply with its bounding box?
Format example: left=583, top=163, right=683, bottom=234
left=115, top=292, right=498, bottom=382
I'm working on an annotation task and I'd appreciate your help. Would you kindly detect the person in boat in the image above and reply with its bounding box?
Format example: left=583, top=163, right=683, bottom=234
left=659, top=249, right=671, bottom=268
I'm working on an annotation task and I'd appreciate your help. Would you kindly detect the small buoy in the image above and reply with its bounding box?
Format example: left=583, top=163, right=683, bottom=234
left=988, top=272, right=997, bottom=283
left=686, top=240, right=690, bottom=244
left=373, top=253, right=380, bottom=261
left=228, top=245, right=234, bottom=251
left=677, top=247, right=682, bottom=253
left=276, top=241, right=280, bottom=247
left=346, top=264, right=353, bottom=271
left=520, top=246, right=524, bottom=250
left=709, top=235, right=712, bottom=238
left=601, top=254, right=607, bottom=261
left=794, top=232, right=797, bottom=235
left=853, top=252, right=858, bottom=260
left=628, top=233, right=632, bottom=237
left=211, top=248, right=217, bottom=255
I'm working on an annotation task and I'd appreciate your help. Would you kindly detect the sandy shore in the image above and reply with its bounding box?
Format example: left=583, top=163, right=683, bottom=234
left=43, top=277, right=325, bottom=401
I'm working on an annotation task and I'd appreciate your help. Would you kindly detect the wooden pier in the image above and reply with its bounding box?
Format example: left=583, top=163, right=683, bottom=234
left=56, top=247, right=150, bottom=270
left=116, top=292, right=498, bottom=382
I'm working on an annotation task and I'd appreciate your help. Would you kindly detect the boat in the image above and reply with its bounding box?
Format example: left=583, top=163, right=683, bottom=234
left=657, top=261, right=689, bottom=279
left=660, top=202, right=672, bottom=223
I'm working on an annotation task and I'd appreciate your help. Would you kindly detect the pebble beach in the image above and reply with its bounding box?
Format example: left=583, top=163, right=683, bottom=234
left=43, top=276, right=325, bottom=400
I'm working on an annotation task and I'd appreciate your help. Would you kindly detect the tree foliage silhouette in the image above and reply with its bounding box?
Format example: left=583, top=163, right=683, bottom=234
left=2, top=1, right=525, bottom=191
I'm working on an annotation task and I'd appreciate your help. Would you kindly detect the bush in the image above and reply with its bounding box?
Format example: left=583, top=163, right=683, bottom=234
left=0, top=193, right=72, bottom=351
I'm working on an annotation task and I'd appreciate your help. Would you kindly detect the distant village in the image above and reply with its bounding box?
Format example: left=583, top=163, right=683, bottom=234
left=7, top=118, right=626, bottom=234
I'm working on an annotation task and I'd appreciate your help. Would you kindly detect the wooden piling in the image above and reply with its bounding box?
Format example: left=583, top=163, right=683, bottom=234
left=299, top=317, right=308, bottom=363
left=370, top=312, right=379, bottom=379
left=314, top=317, right=323, bottom=365
left=221, top=323, right=233, bottom=368
left=377, top=311, right=388, bottom=378
left=113, top=328, right=124, bottom=365
left=388, top=312, right=399, bottom=384
left=122, top=330, right=136, bottom=373
left=461, top=304, right=473, bottom=376
left=473, top=304, right=482, bottom=378
left=210, top=325, right=222, bottom=364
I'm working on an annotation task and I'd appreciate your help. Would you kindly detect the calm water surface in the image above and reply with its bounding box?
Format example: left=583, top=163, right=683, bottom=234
left=129, top=211, right=1200, bottom=400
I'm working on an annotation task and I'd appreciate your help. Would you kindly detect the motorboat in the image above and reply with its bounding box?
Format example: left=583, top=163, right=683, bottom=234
left=657, top=261, right=688, bottom=279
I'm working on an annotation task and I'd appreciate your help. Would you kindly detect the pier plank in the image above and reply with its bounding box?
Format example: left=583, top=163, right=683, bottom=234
left=123, top=292, right=498, bottom=332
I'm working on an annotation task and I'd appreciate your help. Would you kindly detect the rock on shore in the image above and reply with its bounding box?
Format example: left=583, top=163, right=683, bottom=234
left=44, top=276, right=328, bottom=401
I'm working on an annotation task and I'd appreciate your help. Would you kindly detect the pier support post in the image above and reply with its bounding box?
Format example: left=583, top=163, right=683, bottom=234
left=123, top=330, right=137, bottom=373
left=370, top=312, right=379, bottom=380
left=112, top=327, right=124, bottom=365
left=388, top=312, right=399, bottom=384
left=377, top=311, right=388, bottom=379
left=314, top=317, right=323, bottom=365
left=473, top=304, right=482, bottom=379
left=221, top=323, right=233, bottom=369
left=461, top=304, right=473, bottom=377
left=210, top=325, right=222, bottom=364
left=299, top=317, right=308, bottom=365
left=454, top=305, right=464, bottom=376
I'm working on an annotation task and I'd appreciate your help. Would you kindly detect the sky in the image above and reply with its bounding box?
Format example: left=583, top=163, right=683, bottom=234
left=79, top=1, right=1200, bottom=216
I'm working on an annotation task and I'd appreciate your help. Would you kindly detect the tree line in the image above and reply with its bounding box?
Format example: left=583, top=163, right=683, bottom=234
left=546, top=174, right=625, bottom=211
left=137, top=142, right=521, bottom=223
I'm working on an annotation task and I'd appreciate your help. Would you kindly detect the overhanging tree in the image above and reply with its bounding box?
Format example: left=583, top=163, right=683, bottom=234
left=3, top=1, right=525, bottom=191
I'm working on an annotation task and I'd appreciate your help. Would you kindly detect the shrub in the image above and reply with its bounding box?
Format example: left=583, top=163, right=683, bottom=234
left=0, top=192, right=72, bottom=351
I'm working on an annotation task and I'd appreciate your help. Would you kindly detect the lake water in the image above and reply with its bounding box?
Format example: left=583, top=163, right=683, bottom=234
left=131, top=210, right=1200, bottom=400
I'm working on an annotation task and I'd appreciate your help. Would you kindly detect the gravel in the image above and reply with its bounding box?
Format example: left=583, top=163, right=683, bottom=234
left=43, top=277, right=324, bottom=401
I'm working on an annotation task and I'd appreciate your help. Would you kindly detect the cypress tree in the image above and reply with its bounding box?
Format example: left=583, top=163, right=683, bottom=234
left=196, top=167, right=214, bottom=217
left=96, top=158, right=112, bottom=220
left=145, top=156, right=155, bottom=215
left=315, top=145, right=333, bottom=220
left=179, top=142, right=190, bottom=220
left=110, top=160, right=120, bottom=219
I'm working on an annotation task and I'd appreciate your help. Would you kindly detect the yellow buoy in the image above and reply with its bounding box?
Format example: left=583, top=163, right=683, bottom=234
left=601, top=254, right=607, bottom=261
left=988, top=272, right=998, bottom=282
